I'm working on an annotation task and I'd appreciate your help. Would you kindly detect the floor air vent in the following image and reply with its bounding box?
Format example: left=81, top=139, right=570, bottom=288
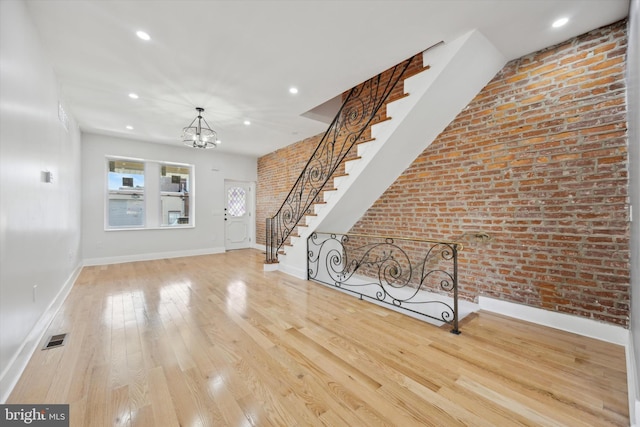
left=42, top=333, right=67, bottom=350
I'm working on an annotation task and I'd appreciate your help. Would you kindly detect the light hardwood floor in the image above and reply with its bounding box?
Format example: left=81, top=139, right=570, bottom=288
left=8, top=249, right=628, bottom=426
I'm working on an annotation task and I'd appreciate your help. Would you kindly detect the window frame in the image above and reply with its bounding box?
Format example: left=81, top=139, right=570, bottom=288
left=104, top=156, right=195, bottom=231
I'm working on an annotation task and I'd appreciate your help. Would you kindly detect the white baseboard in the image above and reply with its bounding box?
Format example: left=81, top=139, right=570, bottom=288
left=0, top=263, right=82, bottom=403
left=278, top=261, right=307, bottom=280
left=253, top=243, right=266, bottom=252
left=83, top=247, right=226, bottom=266
left=478, top=296, right=628, bottom=346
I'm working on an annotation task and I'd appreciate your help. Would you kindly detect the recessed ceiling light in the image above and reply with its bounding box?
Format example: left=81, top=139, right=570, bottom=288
left=136, top=30, right=151, bottom=41
left=216, top=139, right=222, bottom=144
left=128, top=93, right=139, bottom=99
left=126, top=125, right=133, bottom=130
left=243, top=120, right=251, bottom=126
left=289, top=87, right=298, bottom=94
left=552, top=17, right=569, bottom=28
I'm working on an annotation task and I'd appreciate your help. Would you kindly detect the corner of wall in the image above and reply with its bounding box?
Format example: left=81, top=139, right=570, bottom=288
left=627, top=329, right=640, bottom=426
left=627, top=0, right=640, bottom=424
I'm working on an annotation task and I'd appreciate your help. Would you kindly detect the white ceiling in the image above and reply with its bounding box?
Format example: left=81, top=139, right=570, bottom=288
left=25, top=0, right=629, bottom=158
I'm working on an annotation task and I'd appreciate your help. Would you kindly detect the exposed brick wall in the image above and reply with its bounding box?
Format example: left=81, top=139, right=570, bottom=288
left=257, top=133, right=322, bottom=245
left=349, top=21, right=630, bottom=326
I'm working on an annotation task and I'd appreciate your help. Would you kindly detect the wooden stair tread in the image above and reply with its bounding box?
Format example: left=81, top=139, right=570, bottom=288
left=356, top=137, right=376, bottom=145
left=372, top=116, right=393, bottom=125
left=387, top=92, right=411, bottom=103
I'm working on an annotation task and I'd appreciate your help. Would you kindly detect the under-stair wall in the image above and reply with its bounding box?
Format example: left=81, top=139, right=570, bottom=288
left=275, top=30, right=507, bottom=278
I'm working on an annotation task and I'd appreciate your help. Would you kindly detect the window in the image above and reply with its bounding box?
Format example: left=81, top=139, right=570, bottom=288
left=106, top=157, right=194, bottom=230
left=160, top=163, right=192, bottom=226
left=227, top=186, right=247, bottom=217
left=107, top=160, right=145, bottom=228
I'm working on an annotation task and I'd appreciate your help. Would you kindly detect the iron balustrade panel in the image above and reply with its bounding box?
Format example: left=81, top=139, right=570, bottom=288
left=307, top=232, right=462, bottom=334
left=264, top=54, right=419, bottom=263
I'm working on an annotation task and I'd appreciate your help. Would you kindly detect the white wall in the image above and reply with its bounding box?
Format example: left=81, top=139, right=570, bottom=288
left=628, top=0, right=640, bottom=425
left=81, top=133, right=257, bottom=264
left=0, top=0, right=83, bottom=402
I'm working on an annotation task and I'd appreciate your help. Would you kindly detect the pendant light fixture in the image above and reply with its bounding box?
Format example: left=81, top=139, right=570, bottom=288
left=182, top=107, right=220, bottom=149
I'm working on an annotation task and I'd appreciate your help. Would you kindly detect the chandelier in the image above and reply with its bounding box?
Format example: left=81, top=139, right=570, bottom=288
left=182, top=107, right=220, bottom=149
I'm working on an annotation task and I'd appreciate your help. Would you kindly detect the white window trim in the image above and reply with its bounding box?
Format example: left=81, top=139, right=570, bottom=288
left=104, top=156, right=195, bottom=231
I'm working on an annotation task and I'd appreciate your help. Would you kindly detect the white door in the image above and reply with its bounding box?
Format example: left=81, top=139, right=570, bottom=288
left=224, top=181, right=253, bottom=250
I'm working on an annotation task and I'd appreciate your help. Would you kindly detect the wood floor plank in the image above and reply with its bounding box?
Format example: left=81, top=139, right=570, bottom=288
left=68, top=396, right=86, bottom=427
left=130, top=404, right=153, bottom=427
left=457, top=375, right=572, bottom=427
left=146, top=366, right=179, bottom=427
left=85, top=364, right=110, bottom=427
left=126, top=351, right=149, bottom=414
left=264, top=344, right=365, bottom=427
left=7, top=249, right=629, bottom=426
left=110, top=385, right=131, bottom=427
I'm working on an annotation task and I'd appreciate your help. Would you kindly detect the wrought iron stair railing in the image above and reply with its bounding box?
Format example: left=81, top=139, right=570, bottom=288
left=307, top=231, right=463, bottom=334
left=265, top=53, right=421, bottom=263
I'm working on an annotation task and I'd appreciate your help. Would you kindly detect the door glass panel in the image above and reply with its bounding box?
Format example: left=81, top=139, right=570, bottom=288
left=227, top=187, right=246, bottom=217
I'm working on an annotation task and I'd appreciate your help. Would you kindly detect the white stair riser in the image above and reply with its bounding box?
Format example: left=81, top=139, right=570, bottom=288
left=356, top=140, right=377, bottom=157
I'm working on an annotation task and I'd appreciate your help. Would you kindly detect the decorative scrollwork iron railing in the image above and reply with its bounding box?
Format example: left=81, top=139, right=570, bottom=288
left=265, top=54, right=420, bottom=263
left=307, top=232, right=463, bottom=334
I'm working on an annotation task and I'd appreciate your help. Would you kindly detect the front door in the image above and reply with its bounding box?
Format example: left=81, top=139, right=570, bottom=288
left=224, top=181, right=253, bottom=250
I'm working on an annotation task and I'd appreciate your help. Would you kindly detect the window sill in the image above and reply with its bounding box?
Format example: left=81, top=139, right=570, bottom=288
left=105, top=224, right=195, bottom=231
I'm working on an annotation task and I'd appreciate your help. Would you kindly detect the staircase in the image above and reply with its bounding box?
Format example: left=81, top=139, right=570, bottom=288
left=267, top=30, right=506, bottom=278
